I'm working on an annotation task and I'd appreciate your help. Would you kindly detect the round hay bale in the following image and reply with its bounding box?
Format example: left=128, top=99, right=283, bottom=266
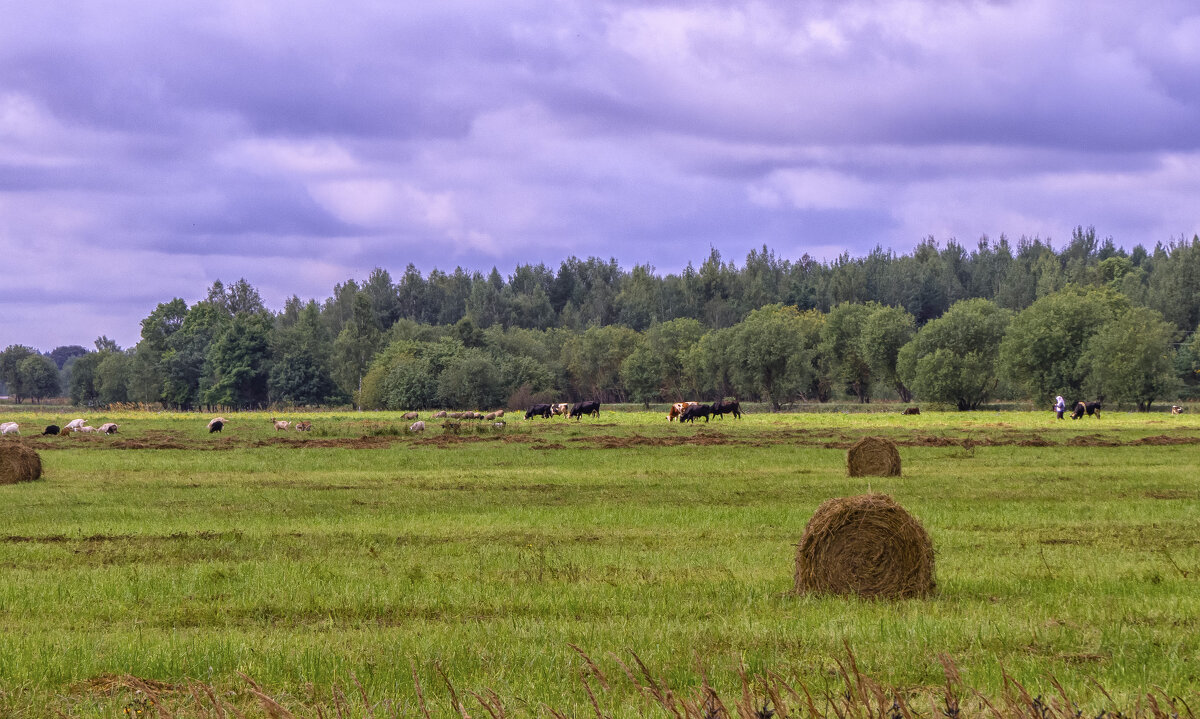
left=847, top=436, right=901, bottom=477
left=0, top=443, right=43, bottom=484
left=794, top=493, right=934, bottom=599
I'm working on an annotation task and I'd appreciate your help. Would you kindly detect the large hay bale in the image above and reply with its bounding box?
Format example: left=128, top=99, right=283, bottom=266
left=0, top=443, right=42, bottom=484
left=794, top=493, right=935, bottom=599
left=847, top=436, right=901, bottom=477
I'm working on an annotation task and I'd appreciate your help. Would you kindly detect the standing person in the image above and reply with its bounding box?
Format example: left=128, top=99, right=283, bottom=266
left=1054, top=395, right=1066, bottom=419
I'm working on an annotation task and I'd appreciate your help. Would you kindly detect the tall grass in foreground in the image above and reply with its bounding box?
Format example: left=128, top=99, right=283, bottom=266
left=66, top=648, right=1197, bottom=719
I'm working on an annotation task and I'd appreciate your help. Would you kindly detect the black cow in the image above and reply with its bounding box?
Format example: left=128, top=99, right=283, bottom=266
left=1070, top=401, right=1101, bottom=419
left=43, top=424, right=61, bottom=436
left=901, top=407, right=920, bottom=415
left=209, top=420, right=224, bottom=433
left=525, top=404, right=553, bottom=419
left=710, top=399, right=742, bottom=419
left=680, top=403, right=712, bottom=423
left=569, top=401, right=600, bottom=419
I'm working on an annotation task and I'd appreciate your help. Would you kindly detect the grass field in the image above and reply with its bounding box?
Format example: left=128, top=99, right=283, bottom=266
left=0, top=408, right=1198, bottom=717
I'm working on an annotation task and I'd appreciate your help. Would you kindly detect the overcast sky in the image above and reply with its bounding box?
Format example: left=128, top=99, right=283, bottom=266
left=3, top=1, right=1199, bottom=350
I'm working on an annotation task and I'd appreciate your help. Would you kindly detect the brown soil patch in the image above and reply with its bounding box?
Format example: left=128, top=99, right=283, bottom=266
left=1066, top=434, right=1122, bottom=447
left=1132, top=434, right=1200, bottom=446
left=1144, top=490, right=1197, bottom=500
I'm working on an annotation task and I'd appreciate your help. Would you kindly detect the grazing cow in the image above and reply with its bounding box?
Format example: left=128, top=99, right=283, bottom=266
left=550, top=403, right=570, bottom=417
left=668, top=402, right=699, bottom=422
left=711, top=399, right=742, bottom=419
left=271, top=417, right=290, bottom=431
left=1070, top=402, right=1085, bottom=420
left=294, top=421, right=312, bottom=431
left=409, top=420, right=426, bottom=433
left=402, top=412, right=419, bottom=421
left=901, top=407, right=920, bottom=415
left=432, top=410, right=448, bottom=418
left=680, top=404, right=712, bottom=423
left=65, top=418, right=87, bottom=431
left=209, top=420, right=224, bottom=434
left=1171, top=405, right=1185, bottom=415
left=1, top=422, right=19, bottom=435
left=525, top=404, right=553, bottom=419
left=1071, top=401, right=1101, bottom=419
left=44, top=424, right=61, bottom=436
left=98, top=423, right=119, bottom=434
left=569, top=401, right=600, bottom=420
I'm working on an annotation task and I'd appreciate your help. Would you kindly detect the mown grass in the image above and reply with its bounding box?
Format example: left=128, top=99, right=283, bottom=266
left=0, top=408, right=1197, bottom=717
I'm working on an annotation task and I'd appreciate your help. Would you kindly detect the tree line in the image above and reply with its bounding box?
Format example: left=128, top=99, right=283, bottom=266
left=2, top=229, right=1198, bottom=410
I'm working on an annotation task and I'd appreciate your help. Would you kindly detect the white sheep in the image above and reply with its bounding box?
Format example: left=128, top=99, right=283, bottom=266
left=65, top=418, right=87, bottom=431
left=78, top=426, right=98, bottom=433
left=0, top=422, right=19, bottom=435
left=98, top=423, right=119, bottom=434
left=271, top=417, right=290, bottom=431
left=408, top=420, right=426, bottom=433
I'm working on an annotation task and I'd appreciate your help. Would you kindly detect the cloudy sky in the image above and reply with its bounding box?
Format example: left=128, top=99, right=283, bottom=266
left=3, top=1, right=1199, bottom=350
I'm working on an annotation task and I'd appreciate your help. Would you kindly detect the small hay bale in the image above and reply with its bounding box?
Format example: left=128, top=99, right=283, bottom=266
left=0, top=443, right=43, bottom=484
left=794, top=493, right=935, bottom=599
left=847, top=436, right=901, bottom=477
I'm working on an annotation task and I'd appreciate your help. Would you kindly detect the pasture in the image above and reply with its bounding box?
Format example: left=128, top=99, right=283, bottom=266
left=0, top=408, right=1197, bottom=717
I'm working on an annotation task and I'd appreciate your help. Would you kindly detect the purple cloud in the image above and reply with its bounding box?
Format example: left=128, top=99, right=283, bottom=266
left=2, top=0, right=1199, bottom=350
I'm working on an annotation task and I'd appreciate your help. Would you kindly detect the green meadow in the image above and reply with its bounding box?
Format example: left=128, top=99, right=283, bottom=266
left=0, top=408, right=1197, bottom=717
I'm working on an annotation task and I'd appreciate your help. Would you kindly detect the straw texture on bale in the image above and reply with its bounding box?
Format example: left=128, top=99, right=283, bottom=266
left=0, top=443, right=42, bottom=484
left=794, top=493, right=935, bottom=599
left=847, top=436, right=901, bottom=477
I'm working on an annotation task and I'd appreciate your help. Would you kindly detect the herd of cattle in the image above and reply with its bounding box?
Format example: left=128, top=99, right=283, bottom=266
left=666, top=400, right=742, bottom=422
left=3, top=401, right=1191, bottom=439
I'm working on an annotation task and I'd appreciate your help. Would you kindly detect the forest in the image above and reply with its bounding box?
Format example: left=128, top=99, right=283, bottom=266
left=3, top=228, right=1199, bottom=411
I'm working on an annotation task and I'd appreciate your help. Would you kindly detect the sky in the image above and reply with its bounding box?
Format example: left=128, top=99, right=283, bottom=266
left=2, top=1, right=1199, bottom=351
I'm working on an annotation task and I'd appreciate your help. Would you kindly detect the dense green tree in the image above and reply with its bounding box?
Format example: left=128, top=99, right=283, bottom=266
left=998, top=286, right=1128, bottom=403
left=859, top=305, right=916, bottom=402
left=94, top=352, right=132, bottom=405
left=69, top=352, right=103, bottom=406
left=204, top=312, right=273, bottom=408
left=0, top=345, right=36, bottom=402
left=727, top=304, right=816, bottom=410
left=620, top=344, right=669, bottom=408
left=561, top=325, right=639, bottom=402
left=161, top=303, right=226, bottom=409
left=1080, top=306, right=1178, bottom=410
left=898, top=298, right=1011, bottom=410
left=18, top=355, right=60, bottom=403
left=332, top=293, right=383, bottom=405
left=49, top=345, right=88, bottom=370
left=437, top=348, right=506, bottom=409
left=819, top=302, right=876, bottom=402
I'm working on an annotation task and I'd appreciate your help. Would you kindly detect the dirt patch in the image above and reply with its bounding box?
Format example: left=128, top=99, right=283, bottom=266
left=1132, top=434, right=1200, bottom=446
left=899, top=434, right=960, bottom=447
left=1066, top=434, right=1122, bottom=447
left=1143, top=490, right=1197, bottom=500
left=76, top=673, right=181, bottom=696
left=1017, top=438, right=1055, bottom=447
